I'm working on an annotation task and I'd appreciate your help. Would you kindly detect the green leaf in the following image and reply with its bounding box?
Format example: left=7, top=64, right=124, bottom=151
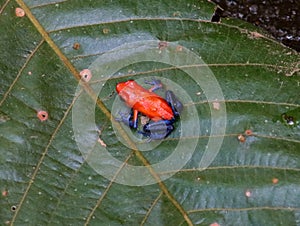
left=0, top=0, right=299, bottom=225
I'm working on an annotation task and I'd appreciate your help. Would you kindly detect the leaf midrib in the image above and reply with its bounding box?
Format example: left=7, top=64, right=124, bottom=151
left=5, top=0, right=299, bottom=224
left=11, top=1, right=194, bottom=225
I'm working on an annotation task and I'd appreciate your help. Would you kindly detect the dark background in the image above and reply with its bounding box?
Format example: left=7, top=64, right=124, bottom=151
left=211, top=0, right=300, bottom=52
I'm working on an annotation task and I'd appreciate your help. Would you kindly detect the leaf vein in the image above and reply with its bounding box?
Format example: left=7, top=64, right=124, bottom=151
left=10, top=84, right=76, bottom=224
left=86, top=63, right=292, bottom=85
left=140, top=192, right=163, bottom=226
left=163, top=133, right=300, bottom=144
left=0, top=0, right=10, bottom=15
left=45, top=17, right=288, bottom=47
left=84, top=152, right=135, bottom=226
left=47, top=17, right=211, bottom=33
left=188, top=206, right=300, bottom=213
left=29, top=0, right=68, bottom=9
left=15, top=1, right=193, bottom=225
left=160, top=165, right=300, bottom=176
left=0, top=39, right=44, bottom=107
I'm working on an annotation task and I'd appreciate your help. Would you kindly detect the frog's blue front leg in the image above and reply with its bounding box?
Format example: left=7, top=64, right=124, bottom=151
left=145, top=79, right=163, bottom=92
left=166, top=90, right=183, bottom=117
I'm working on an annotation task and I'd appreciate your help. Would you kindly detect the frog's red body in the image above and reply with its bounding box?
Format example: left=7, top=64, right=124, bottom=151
left=116, top=80, right=174, bottom=121
left=116, top=79, right=183, bottom=140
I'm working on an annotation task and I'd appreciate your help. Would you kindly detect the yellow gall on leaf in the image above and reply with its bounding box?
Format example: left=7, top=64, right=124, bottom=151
left=103, top=28, right=110, bottom=34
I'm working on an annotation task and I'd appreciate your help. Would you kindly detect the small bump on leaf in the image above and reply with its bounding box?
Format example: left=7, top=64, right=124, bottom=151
left=158, top=41, right=168, bottom=50
left=102, top=28, right=110, bottom=34
left=73, top=42, right=81, bottom=50
left=11, top=205, right=17, bottom=212
left=249, top=31, right=264, bottom=39
left=15, top=8, right=25, bottom=17
left=213, top=101, right=220, bottom=110
left=176, top=45, right=183, bottom=52
left=245, top=189, right=251, bottom=197
left=237, top=134, right=246, bottom=143
left=210, top=222, right=220, bottom=226
left=245, top=129, right=253, bottom=136
left=37, top=110, right=48, bottom=121
left=2, top=190, right=8, bottom=197
left=80, top=69, right=92, bottom=82
left=173, top=11, right=181, bottom=17
left=272, top=178, right=279, bottom=184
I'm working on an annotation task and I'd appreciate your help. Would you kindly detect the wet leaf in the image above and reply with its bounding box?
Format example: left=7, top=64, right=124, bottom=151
left=0, top=0, right=299, bottom=225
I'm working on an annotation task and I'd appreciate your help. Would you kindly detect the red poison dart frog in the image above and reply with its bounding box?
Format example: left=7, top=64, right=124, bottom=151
left=116, top=80, right=183, bottom=140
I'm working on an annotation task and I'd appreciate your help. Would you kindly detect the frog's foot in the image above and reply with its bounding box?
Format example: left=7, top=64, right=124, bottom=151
left=145, top=79, right=163, bottom=92
left=115, top=109, right=139, bottom=129
left=165, top=90, right=183, bottom=117
left=140, top=120, right=174, bottom=140
left=115, top=110, right=137, bottom=128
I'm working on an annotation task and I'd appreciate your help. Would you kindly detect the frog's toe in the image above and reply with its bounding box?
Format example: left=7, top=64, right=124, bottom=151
left=145, top=79, right=163, bottom=92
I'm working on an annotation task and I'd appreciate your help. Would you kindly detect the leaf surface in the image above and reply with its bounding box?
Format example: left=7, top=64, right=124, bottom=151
left=0, top=0, right=299, bottom=225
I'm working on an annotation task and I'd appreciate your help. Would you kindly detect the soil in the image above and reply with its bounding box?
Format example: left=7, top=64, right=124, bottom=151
left=210, top=0, right=300, bottom=52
